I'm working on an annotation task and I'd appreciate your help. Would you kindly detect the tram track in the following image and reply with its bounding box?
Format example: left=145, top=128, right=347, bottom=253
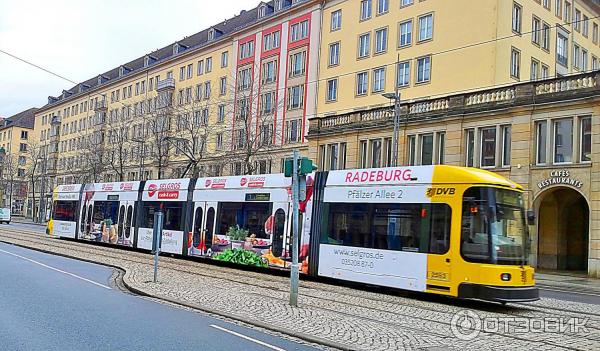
left=1, top=228, right=598, bottom=350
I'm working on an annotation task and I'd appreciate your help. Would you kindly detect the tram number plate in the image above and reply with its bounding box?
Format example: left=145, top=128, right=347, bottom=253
left=428, top=271, right=449, bottom=281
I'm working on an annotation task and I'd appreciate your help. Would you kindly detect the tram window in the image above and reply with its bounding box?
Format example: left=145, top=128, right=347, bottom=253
left=193, top=207, right=203, bottom=247
left=141, top=201, right=184, bottom=231
left=92, top=201, right=119, bottom=226
left=217, top=202, right=272, bottom=239
left=80, top=205, right=87, bottom=232
left=125, top=206, right=133, bottom=239
left=321, top=202, right=451, bottom=254
left=53, top=201, right=77, bottom=221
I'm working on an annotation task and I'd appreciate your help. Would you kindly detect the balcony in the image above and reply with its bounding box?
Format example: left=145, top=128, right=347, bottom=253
left=94, top=100, right=107, bottom=111
left=157, top=78, right=176, bottom=92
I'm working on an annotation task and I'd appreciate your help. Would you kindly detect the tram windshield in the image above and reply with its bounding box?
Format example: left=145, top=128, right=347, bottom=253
left=461, top=187, right=528, bottom=265
left=53, top=201, right=78, bottom=221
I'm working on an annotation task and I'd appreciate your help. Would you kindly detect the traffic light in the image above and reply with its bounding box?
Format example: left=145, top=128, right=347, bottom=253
left=284, top=157, right=317, bottom=177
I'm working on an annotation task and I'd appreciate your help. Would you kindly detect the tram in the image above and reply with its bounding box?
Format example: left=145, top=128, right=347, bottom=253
left=47, top=165, right=538, bottom=302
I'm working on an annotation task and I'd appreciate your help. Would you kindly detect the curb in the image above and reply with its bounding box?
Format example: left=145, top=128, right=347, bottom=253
left=9, top=219, right=47, bottom=227
left=0, top=238, right=354, bottom=351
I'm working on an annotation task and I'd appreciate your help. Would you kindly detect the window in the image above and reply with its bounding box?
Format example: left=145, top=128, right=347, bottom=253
left=465, top=129, right=475, bottom=167
left=420, top=134, right=434, bottom=165
left=554, top=0, right=563, bottom=18
left=20, top=131, right=28, bottom=140
left=52, top=201, right=77, bottom=221
left=216, top=133, right=223, bottom=150
left=542, top=22, right=550, bottom=50
left=580, top=116, right=592, bottom=162
left=573, top=44, right=580, bottom=69
left=372, top=67, right=385, bottom=92
left=356, top=72, right=368, bottom=95
left=397, top=61, right=410, bottom=87
left=531, top=59, right=540, bottom=80
left=564, top=1, right=571, bottom=22
left=197, top=60, right=204, bottom=75
left=479, top=127, right=496, bottom=168
left=399, top=20, right=413, bottom=47
left=512, top=3, right=522, bottom=33
left=437, top=132, right=445, bottom=165
left=557, top=33, right=568, bottom=66
left=260, top=92, right=276, bottom=115
left=358, top=33, right=370, bottom=58
left=321, top=202, right=451, bottom=254
left=543, top=0, right=550, bottom=10
left=221, top=51, right=228, bottom=67
left=331, top=10, right=342, bottom=31
left=583, top=15, right=589, bottom=37
left=407, top=135, right=416, bottom=166
left=401, top=0, right=413, bottom=6
left=187, top=64, right=193, bottom=79
left=553, top=118, right=573, bottom=163
left=290, top=20, right=309, bottom=42
left=375, top=28, right=388, bottom=53
left=416, top=56, right=431, bottom=83
left=510, top=48, right=520, bottom=79
left=593, top=56, right=598, bottom=70
left=263, top=31, right=280, bottom=51
left=204, top=81, right=211, bottom=99
left=327, top=78, right=338, bottom=102
left=286, top=119, right=301, bottom=143
left=532, top=16, right=541, bottom=45
left=180, top=66, right=185, bottom=81
left=219, top=77, right=227, bottom=95
left=239, top=68, right=252, bottom=90
left=594, top=23, right=599, bottom=44
left=501, top=125, right=511, bottom=167
left=536, top=121, right=547, bottom=164
left=377, top=0, right=388, bottom=15
left=574, top=9, right=581, bottom=31
left=541, top=64, right=549, bottom=78
left=287, top=85, right=304, bottom=110
left=370, top=139, right=382, bottom=167
left=240, top=41, right=254, bottom=59
left=141, top=202, right=184, bottom=231
left=290, top=51, right=306, bottom=76
left=360, top=0, right=372, bottom=20
left=195, top=84, right=202, bottom=100
left=237, top=98, right=250, bottom=119
left=329, top=42, right=340, bottom=66
left=262, top=61, right=277, bottom=84
left=206, top=57, right=212, bottom=73
left=217, top=105, right=225, bottom=123
left=582, top=49, right=588, bottom=71
left=418, top=14, right=433, bottom=41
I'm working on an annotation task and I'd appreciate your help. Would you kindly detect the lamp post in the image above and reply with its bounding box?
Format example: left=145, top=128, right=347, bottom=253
left=382, top=91, right=401, bottom=167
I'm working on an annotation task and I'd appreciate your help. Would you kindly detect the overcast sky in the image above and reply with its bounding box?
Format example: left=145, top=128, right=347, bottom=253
left=0, top=0, right=257, bottom=118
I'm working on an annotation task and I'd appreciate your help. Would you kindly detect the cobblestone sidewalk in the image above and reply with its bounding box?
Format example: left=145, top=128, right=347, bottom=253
left=1, top=229, right=599, bottom=351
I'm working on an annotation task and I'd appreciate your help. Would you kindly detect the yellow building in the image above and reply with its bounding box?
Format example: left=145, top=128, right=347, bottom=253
left=0, top=108, right=39, bottom=216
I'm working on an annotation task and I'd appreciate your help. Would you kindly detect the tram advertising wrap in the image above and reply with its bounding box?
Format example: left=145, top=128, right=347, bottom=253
left=50, top=184, right=83, bottom=239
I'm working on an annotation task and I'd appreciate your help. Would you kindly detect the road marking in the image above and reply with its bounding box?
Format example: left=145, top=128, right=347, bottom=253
left=209, top=324, right=287, bottom=351
left=0, top=248, right=112, bottom=290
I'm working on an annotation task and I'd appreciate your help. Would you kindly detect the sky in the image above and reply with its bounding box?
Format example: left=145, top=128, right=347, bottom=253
left=0, top=0, right=257, bottom=118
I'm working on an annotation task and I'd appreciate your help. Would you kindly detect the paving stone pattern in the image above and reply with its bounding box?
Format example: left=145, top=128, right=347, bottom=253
left=1, top=229, right=599, bottom=351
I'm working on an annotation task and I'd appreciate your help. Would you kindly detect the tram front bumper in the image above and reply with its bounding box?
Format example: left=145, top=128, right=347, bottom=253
left=458, top=283, right=539, bottom=303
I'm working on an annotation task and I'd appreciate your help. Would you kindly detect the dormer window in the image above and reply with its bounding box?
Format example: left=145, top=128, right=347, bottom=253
left=144, top=56, right=150, bottom=67
left=258, top=5, right=266, bottom=18
left=173, top=43, right=181, bottom=55
left=275, top=0, right=282, bottom=11
left=97, top=76, right=102, bottom=85
left=208, top=29, right=215, bottom=41
left=119, top=66, right=125, bottom=77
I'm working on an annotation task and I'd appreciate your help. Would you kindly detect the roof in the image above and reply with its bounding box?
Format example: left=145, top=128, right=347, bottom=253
left=39, top=0, right=307, bottom=113
left=0, top=107, right=38, bottom=131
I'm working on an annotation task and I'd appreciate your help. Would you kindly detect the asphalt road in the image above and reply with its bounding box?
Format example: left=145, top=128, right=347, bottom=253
left=4, top=220, right=600, bottom=305
left=0, top=241, right=321, bottom=351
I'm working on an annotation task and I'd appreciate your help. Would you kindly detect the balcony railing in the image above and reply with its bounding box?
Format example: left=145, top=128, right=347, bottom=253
left=157, top=78, right=176, bottom=91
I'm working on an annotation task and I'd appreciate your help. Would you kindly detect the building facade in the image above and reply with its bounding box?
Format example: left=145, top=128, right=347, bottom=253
left=33, top=0, right=321, bottom=187
left=0, top=108, right=39, bottom=216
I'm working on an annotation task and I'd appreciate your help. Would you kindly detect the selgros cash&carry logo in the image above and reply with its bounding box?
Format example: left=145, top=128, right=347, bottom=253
left=148, top=183, right=158, bottom=197
left=240, top=176, right=266, bottom=188
left=148, top=182, right=182, bottom=199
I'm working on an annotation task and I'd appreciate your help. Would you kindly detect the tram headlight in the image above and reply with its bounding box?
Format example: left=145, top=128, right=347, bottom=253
left=500, top=273, right=512, bottom=281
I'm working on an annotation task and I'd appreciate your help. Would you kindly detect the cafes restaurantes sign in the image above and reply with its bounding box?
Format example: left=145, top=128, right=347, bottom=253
left=537, top=170, right=583, bottom=190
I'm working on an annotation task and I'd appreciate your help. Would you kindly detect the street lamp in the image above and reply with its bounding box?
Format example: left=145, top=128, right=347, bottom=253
left=382, top=91, right=401, bottom=167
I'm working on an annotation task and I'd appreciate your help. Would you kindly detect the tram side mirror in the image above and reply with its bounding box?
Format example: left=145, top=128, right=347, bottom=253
left=526, top=210, right=536, bottom=225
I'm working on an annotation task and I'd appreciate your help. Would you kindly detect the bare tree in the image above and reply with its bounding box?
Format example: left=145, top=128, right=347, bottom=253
left=24, top=140, right=43, bottom=220
left=104, top=108, right=133, bottom=181
left=0, top=152, right=18, bottom=210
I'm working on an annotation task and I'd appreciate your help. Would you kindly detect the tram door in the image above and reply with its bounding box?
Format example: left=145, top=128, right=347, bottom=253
left=118, top=201, right=135, bottom=246
left=271, top=203, right=289, bottom=258
left=190, top=201, right=217, bottom=256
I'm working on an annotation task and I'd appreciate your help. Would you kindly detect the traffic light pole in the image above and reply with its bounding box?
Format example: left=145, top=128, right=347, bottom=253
left=290, top=149, right=300, bottom=307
